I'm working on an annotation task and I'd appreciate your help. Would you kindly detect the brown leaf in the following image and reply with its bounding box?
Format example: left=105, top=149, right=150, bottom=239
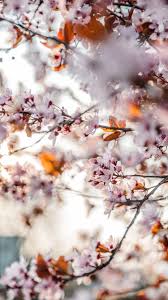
left=103, top=131, right=121, bottom=141
left=25, top=125, right=32, bottom=137
left=75, top=16, right=106, bottom=42
left=36, top=254, right=50, bottom=279
left=128, top=103, right=142, bottom=120
left=137, top=291, right=149, bottom=300
left=38, top=151, right=65, bottom=176
left=51, top=256, right=69, bottom=275
left=101, top=116, right=126, bottom=133
left=133, top=182, right=145, bottom=191
left=153, top=275, right=166, bottom=287
left=96, top=242, right=110, bottom=253
left=104, top=15, right=116, bottom=33
left=109, top=116, right=126, bottom=129
left=151, top=221, right=163, bottom=235
left=13, top=26, right=23, bottom=48
left=10, top=122, right=25, bottom=132
left=52, top=64, right=67, bottom=72
left=58, top=21, right=74, bottom=44
left=136, top=22, right=154, bottom=36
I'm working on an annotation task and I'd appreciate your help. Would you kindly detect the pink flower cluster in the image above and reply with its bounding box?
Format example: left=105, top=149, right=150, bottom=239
left=0, top=238, right=115, bottom=300
left=0, top=164, right=55, bottom=202
left=0, top=257, right=64, bottom=300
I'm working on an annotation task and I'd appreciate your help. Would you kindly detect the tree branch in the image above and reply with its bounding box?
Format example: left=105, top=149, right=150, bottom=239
left=99, top=124, right=133, bottom=132
left=119, top=174, right=168, bottom=179
left=65, top=177, right=168, bottom=282
left=113, top=2, right=143, bottom=11
left=0, top=16, right=68, bottom=48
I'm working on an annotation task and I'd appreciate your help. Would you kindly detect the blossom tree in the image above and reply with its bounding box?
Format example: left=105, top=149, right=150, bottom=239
left=0, top=0, right=168, bottom=299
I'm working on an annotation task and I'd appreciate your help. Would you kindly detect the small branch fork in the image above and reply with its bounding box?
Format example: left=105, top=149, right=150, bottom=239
left=0, top=15, right=68, bottom=48
left=64, top=177, right=168, bottom=283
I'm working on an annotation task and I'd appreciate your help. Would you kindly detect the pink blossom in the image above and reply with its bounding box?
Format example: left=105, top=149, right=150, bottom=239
left=88, top=148, right=123, bottom=188
left=35, top=278, right=64, bottom=300
left=82, top=113, right=99, bottom=137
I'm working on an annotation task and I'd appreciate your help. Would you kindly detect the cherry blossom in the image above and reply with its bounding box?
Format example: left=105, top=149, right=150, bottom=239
left=0, top=1, right=168, bottom=299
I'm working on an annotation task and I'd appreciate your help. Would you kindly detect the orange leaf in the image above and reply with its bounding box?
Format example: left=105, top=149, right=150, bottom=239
left=75, top=16, right=106, bottom=42
left=64, top=21, right=74, bottom=43
left=96, top=242, right=110, bottom=253
left=25, top=125, right=32, bottom=137
left=109, top=116, right=118, bottom=128
left=36, top=254, right=50, bottom=279
left=102, top=116, right=126, bottom=133
left=52, top=64, right=67, bottom=72
left=51, top=256, right=69, bottom=275
left=38, top=151, right=65, bottom=176
left=96, top=290, right=112, bottom=300
left=57, top=29, right=64, bottom=42
left=105, top=15, right=116, bottom=33
left=13, top=26, right=23, bottom=48
left=109, top=116, right=126, bottom=129
left=103, top=131, right=121, bottom=141
left=133, top=182, right=145, bottom=191
left=10, top=122, right=25, bottom=132
left=137, top=291, right=149, bottom=300
left=151, top=221, right=163, bottom=235
left=58, top=21, right=74, bottom=44
left=153, top=275, right=166, bottom=287
left=129, top=103, right=142, bottom=119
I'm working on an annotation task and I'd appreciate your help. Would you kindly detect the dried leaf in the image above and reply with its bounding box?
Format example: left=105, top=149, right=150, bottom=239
left=133, top=182, right=145, bottom=191
left=137, top=22, right=154, bottom=36
left=109, top=116, right=126, bottom=129
left=10, top=122, right=25, bottom=132
left=153, top=275, right=166, bottom=287
left=52, top=64, right=67, bottom=72
left=137, top=290, right=149, bottom=300
left=96, top=242, right=110, bottom=253
left=25, top=125, right=32, bottom=137
left=51, top=256, right=69, bottom=275
left=38, top=151, right=65, bottom=176
left=58, top=21, right=74, bottom=44
left=13, top=26, right=23, bottom=48
left=102, top=116, right=126, bottom=133
left=128, top=103, right=142, bottom=119
left=36, top=254, right=50, bottom=279
left=103, top=131, right=121, bottom=141
left=104, top=15, right=116, bottom=33
left=75, top=16, right=106, bottom=42
left=151, top=221, right=163, bottom=235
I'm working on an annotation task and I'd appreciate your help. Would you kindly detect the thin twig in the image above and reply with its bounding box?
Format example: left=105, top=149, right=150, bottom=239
left=120, top=174, right=168, bottom=179
left=0, top=16, right=68, bottom=48
left=64, top=177, right=168, bottom=282
left=33, top=0, right=43, bottom=17
left=99, top=124, right=133, bottom=133
left=113, top=2, right=143, bottom=11
left=7, top=103, right=98, bottom=155
left=56, top=186, right=103, bottom=199
left=9, top=132, right=48, bottom=155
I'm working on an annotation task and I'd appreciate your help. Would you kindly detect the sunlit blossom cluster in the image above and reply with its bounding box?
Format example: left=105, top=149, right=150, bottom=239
left=0, top=239, right=114, bottom=300
left=0, top=0, right=168, bottom=300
